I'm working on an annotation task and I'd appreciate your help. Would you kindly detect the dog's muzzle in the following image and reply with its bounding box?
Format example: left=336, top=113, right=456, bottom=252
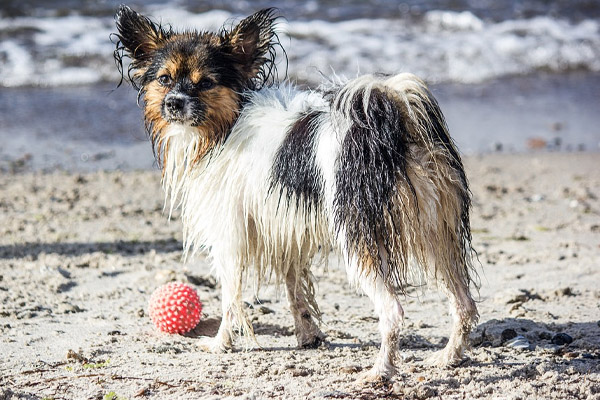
left=162, top=93, right=204, bottom=125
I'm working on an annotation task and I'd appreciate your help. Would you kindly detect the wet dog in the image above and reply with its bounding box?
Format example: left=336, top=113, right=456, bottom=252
left=113, top=6, right=479, bottom=381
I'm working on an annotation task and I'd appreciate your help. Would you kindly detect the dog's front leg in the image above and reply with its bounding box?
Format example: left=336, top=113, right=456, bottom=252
left=197, top=260, right=252, bottom=352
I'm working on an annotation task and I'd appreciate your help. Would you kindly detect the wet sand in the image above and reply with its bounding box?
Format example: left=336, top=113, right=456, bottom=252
left=0, top=152, right=599, bottom=399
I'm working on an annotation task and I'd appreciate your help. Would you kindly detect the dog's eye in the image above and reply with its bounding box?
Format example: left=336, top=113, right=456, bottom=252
left=157, top=74, right=173, bottom=86
left=197, top=79, right=215, bottom=90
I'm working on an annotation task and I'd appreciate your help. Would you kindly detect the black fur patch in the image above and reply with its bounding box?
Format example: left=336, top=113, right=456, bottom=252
left=333, top=88, right=415, bottom=275
left=423, top=94, right=473, bottom=260
left=333, top=85, right=473, bottom=288
left=271, top=111, right=324, bottom=214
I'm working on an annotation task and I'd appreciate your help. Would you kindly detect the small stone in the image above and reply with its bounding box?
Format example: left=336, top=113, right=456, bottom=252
left=258, top=306, right=274, bottom=315
left=154, top=269, right=176, bottom=283
left=416, top=320, right=431, bottom=329
left=392, top=382, right=403, bottom=395
left=530, top=194, right=545, bottom=202
left=512, top=235, right=529, bottom=241
left=185, top=274, right=217, bottom=289
left=416, top=385, right=437, bottom=399
left=56, top=303, right=84, bottom=314
left=505, top=335, right=531, bottom=350
left=339, top=365, right=361, bottom=374
left=538, top=331, right=553, bottom=340
left=290, top=367, right=310, bottom=377
left=538, top=344, right=561, bottom=354
left=551, top=333, right=573, bottom=345
left=66, top=349, right=88, bottom=363
left=501, top=328, right=518, bottom=342
left=554, top=287, right=575, bottom=297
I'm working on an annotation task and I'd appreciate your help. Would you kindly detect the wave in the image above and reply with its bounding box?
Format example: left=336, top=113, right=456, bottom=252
left=0, top=8, right=598, bottom=87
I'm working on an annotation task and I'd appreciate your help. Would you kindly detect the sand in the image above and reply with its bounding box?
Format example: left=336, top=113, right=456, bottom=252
left=0, top=152, right=599, bottom=399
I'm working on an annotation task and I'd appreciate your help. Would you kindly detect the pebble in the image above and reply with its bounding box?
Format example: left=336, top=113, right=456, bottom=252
left=505, top=335, right=531, bottom=350
left=339, top=365, right=361, bottom=374
left=56, top=303, right=84, bottom=314
left=290, top=367, right=310, bottom=377
left=501, top=328, right=518, bottom=342
left=551, top=333, right=573, bottom=345
left=258, top=306, right=274, bottom=315
left=538, top=344, right=561, bottom=354
left=400, top=384, right=437, bottom=400
left=529, top=194, right=545, bottom=202
left=416, top=385, right=437, bottom=399
left=538, top=331, right=553, bottom=340
left=154, top=269, right=176, bottom=283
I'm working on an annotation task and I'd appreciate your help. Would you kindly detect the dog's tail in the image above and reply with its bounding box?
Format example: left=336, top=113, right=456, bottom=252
left=330, top=73, right=477, bottom=294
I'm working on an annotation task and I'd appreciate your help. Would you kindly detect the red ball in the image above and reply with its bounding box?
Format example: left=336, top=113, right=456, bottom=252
left=148, top=282, right=202, bottom=334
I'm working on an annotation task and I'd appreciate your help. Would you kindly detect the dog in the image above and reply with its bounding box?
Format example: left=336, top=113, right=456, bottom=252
left=113, top=6, right=479, bottom=381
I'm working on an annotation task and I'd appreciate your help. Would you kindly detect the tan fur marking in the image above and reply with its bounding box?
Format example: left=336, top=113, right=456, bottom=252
left=190, top=87, right=240, bottom=164
left=162, top=57, right=182, bottom=78
left=190, top=70, right=202, bottom=84
left=144, top=80, right=241, bottom=172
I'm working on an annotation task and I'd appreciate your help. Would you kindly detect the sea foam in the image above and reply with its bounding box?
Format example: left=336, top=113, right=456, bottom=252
left=0, top=9, right=598, bottom=87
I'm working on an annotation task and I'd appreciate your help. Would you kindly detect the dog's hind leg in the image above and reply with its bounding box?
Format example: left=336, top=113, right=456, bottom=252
left=344, top=250, right=404, bottom=382
left=285, top=264, right=325, bottom=348
left=427, top=276, right=478, bottom=367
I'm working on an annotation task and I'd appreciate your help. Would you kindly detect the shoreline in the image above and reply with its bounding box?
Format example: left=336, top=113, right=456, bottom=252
left=1, top=72, right=599, bottom=173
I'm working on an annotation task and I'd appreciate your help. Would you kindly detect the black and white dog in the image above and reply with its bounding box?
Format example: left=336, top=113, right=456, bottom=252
left=114, top=6, right=479, bottom=381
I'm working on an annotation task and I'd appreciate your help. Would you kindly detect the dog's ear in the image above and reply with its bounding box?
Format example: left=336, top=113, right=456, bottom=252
left=221, top=8, right=279, bottom=84
left=114, top=5, right=170, bottom=69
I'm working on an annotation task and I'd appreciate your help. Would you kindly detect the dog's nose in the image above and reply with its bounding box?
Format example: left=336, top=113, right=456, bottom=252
left=165, top=96, right=185, bottom=112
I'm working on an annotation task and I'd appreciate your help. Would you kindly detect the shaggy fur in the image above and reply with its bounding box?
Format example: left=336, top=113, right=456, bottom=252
left=114, top=5, right=479, bottom=381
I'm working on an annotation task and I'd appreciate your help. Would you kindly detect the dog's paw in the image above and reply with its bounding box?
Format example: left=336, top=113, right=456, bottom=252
left=298, top=330, right=326, bottom=349
left=355, top=367, right=392, bottom=386
left=196, top=336, right=232, bottom=353
left=425, top=348, right=465, bottom=368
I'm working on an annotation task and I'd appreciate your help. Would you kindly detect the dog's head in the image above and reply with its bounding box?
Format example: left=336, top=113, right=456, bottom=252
left=113, top=6, right=280, bottom=164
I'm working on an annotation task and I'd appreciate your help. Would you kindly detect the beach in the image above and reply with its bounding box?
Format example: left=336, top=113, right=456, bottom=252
left=1, top=152, right=599, bottom=399
left=1, top=1, right=600, bottom=398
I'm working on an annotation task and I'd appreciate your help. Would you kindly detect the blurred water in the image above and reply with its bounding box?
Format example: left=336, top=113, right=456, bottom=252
left=1, top=1, right=599, bottom=86
left=0, top=1, right=599, bottom=170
